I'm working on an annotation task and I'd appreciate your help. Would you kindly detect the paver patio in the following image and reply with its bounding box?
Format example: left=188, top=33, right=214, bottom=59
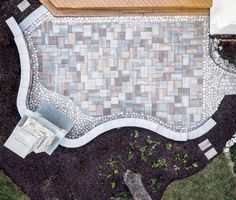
left=31, top=16, right=205, bottom=128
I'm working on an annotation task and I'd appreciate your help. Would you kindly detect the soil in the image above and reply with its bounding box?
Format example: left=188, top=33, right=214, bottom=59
left=0, top=1, right=236, bottom=200
left=214, top=35, right=236, bottom=65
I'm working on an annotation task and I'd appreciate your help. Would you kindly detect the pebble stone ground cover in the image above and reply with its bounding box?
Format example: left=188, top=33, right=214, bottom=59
left=0, top=0, right=236, bottom=200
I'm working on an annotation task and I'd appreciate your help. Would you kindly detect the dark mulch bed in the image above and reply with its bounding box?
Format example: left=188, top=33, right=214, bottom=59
left=0, top=1, right=236, bottom=200
left=0, top=127, right=209, bottom=200
left=0, top=0, right=41, bottom=138
left=214, top=35, right=236, bottom=66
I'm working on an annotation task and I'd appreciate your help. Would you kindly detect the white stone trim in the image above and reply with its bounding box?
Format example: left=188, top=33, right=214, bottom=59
left=6, top=17, right=31, bottom=117
left=60, top=118, right=217, bottom=148
left=17, top=0, right=30, bottom=12
left=19, top=5, right=48, bottom=31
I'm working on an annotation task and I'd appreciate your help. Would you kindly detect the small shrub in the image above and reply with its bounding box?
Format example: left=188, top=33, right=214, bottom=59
left=113, top=191, right=132, bottom=200
left=131, top=130, right=140, bottom=138
left=139, top=146, right=147, bottom=162
left=192, top=162, right=198, bottom=168
left=166, top=143, right=173, bottom=151
left=173, top=165, right=180, bottom=172
left=128, top=151, right=134, bottom=160
left=151, top=158, right=167, bottom=169
left=111, top=180, right=116, bottom=189
left=113, top=169, right=119, bottom=175
left=174, top=154, right=181, bottom=161
left=129, top=142, right=136, bottom=150
left=148, top=144, right=158, bottom=156
left=107, top=156, right=117, bottom=168
left=146, top=136, right=160, bottom=145
left=47, top=198, right=59, bottom=200
left=107, top=172, right=113, bottom=179
left=149, top=178, right=160, bottom=193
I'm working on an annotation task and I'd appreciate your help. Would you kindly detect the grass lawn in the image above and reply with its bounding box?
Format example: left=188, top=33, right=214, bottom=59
left=0, top=170, right=30, bottom=200
left=162, top=154, right=236, bottom=200
left=230, top=143, right=236, bottom=173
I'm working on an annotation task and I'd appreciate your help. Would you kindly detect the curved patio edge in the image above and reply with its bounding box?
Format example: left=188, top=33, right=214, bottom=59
left=60, top=118, right=217, bottom=148
left=5, top=6, right=48, bottom=117
left=6, top=17, right=31, bottom=117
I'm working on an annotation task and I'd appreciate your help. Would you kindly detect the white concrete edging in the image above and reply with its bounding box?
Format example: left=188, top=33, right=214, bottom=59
left=60, top=118, right=217, bottom=148
left=6, top=6, right=49, bottom=117
left=6, top=17, right=31, bottom=117
left=19, top=5, right=48, bottom=31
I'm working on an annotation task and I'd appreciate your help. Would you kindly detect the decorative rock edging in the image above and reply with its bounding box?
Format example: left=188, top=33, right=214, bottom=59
left=60, top=118, right=216, bottom=148
left=5, top=17, right=31, bottom=117
left=223, top=133, right=236, bottom=153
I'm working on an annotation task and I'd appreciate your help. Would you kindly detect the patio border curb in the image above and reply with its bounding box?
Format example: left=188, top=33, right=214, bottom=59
left=6, top=17, right=31, bottom=117
left=60, top=118, right=217, bottom=148
left=19, top=5, right=48, bottom=31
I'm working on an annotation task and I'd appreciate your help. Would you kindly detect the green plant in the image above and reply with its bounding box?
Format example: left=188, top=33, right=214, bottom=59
left=47, top=198, right=59, bottom=200
left=114, top=169, right=119, bottom=175
left=129, top=142, right=136, bottom=150
left=166, top=143, right=173, bottom=151
left=107, top=172, right=113, bottom=179
left=192, top=162, right=198, bottom=168
left=149, top=178, right=160, bottom=193
left=131, top=130, right=140, bottom=138
left=116, top=155, right=123, bottom=161
left=107, top=156, right=117, bottom=168
left=111, top=180, right=116, bottom=189
left=106, top=169, right=119, bottom=179
left=174, top=154, right=181, bottom=161
left=139, top=146, right=147, bottom=162
left=151, top=158, right=167, bottom=169
left=146, top=136, right=159, bottom=145
left=173, top=165, right=180, bottom=172
left=113, top=191, right=132, bottom=200
left=128, top=151, right=134, bottom=160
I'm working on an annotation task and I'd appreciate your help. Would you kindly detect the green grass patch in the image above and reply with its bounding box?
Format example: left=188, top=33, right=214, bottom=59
left=230, top=144, right=236, bottom=173
left=162, top=154, right=236, bottom=200
left=0, top=170, right=30, bottom=200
